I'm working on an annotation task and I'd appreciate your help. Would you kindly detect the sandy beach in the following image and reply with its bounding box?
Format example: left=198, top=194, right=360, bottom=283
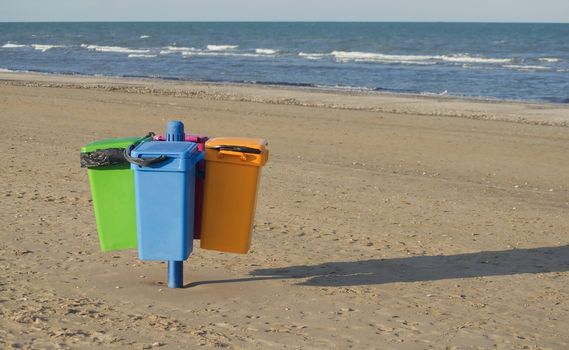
left=1, top=72, right=568, bottom=349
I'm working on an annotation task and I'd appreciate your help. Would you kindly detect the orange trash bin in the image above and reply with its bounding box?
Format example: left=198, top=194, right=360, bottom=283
left=200, top=137, right=269, bottom=253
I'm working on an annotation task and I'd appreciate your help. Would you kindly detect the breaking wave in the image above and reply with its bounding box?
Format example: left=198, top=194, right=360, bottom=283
left=82, top=44, right=151, bottom=54
left=159, top=46, right=196, bottom=54
left=206, top=45, right=238, bottom=51
left=2, top=43, right=27, bottom=48
left=182, top=51, right=262, bottom=58
left=298, top=51, right=513, bottom=65
left=438, top=54, right=512, bottom=64
left=298, top=52, right=327, bottom=60
left=330, top=51, right=512, bottom=64
left=32, top=44, right=66, bottom=52
left=539, top=57, right=560, bottom=63
left=503, top=64, right=551, bottom=71
left=255, top=48, right=278, bottom=55
left=128, top=54, right=157, bottom=58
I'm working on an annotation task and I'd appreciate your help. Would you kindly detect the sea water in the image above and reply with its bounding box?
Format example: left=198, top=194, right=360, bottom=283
left=0, top=22, right=568, bottom=103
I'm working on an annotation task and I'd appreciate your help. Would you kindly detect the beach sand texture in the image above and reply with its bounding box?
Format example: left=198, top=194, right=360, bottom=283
left=1, top=72, right=568, bottom=349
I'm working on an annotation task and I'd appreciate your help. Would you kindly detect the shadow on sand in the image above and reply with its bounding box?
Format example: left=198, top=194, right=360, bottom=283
left=185, top=245, right=569, bottom=288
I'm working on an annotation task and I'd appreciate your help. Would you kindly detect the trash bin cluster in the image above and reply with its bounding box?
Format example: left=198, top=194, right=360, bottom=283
left=80, top=120, right=269, bottom=288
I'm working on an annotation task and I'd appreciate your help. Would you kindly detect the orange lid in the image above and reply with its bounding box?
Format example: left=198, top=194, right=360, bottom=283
left=205, top=137, right=269, bottom=166
left=206, top=137, right=267, bottom=151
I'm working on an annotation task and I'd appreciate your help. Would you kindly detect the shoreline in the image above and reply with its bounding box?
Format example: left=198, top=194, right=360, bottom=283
left=1, top=69, right=566, bottom=106
left=2, top=71, right=569, bottom=127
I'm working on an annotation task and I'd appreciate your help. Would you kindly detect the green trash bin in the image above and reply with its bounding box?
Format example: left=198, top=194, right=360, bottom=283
left=80, top=137, right=147, bottom=252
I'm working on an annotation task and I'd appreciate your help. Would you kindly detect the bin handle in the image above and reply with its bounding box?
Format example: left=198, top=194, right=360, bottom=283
left=211, top=145, right=262, bottom=154
left=123, top=132, right=169, bottom=167
left=218, top=149, right=248, bottom=161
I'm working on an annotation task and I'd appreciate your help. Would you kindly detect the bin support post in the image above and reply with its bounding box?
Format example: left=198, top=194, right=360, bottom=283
left=168, top=261, right=183, bottom=288
left=166, top=121, right=186, bottom=289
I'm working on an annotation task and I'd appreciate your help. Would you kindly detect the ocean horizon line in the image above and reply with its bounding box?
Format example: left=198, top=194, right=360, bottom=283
left=1, top=20, right=569, bottom=24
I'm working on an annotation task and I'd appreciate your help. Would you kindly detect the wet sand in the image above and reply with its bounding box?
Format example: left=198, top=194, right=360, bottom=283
left=1, top=72, right=568, bottom=349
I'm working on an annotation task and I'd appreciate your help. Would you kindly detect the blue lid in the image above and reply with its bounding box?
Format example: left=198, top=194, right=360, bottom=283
left=130, top=141, right=202, bottom=172
left=131, top=141, right=198, bottom=159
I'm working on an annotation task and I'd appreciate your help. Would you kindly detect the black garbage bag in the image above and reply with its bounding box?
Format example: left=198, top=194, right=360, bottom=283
left=80, top=148, right=128, bottom=168
left=80, top=132, right=156, bottom=168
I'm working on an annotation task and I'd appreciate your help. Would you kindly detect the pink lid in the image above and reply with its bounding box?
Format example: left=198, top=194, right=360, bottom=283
left=153, top=134, right=209, bottom=151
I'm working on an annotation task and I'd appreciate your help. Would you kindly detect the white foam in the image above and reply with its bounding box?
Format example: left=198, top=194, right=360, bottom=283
left=255, top=48, right=277, bottom=55
left=461, top=64, right=494, bottom=70
left=330, top=51, right=439, bottom=65
left=128, top=54, right=157, bottom=58
left=0, top=68, right=17, bottom=72
left=206, top=45, right=238, bottom=51
left=83, top=44, right=150, bottom=54
left=298, top=52, right=327, bottom=60
left=332, top=51, right=434, bottom=63
left=539, top=57, right=560, bottom=63
left=32, top=44, right=65, bottom=52
left=440, top=54, right=512, bottom=64
left=330, top=51, right=512, bottom=64
left=182, top=51, right=261, bottom=58
left=2, top=43, right=26, bottom=48
left=420, top=90, right=450, bottom=97
left=503, top=64, right=550, bottom=71
left=139, top=35, right=150, bottom=39
left=159, top=46, right=197, bottom=54
left=315, top=84, right=374, bottom=91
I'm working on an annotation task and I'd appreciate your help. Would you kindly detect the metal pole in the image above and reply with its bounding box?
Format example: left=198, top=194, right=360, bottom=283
left=168, top=261, right=183, bottom=288
left=166, top=121, right=186, bottom=288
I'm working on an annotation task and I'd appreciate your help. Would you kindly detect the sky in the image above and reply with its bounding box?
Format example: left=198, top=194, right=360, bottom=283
left=1, top=0, right=568, bottom=23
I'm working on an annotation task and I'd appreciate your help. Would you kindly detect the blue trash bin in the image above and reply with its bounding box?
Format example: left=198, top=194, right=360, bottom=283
left=130, top=140, right=203, bottom=261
